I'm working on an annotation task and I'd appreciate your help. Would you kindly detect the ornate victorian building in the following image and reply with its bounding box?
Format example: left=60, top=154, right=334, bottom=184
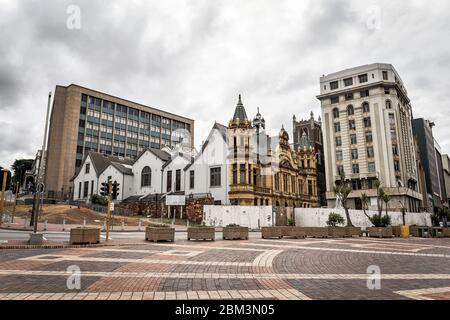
left=227, top=95, right=319, bottom=208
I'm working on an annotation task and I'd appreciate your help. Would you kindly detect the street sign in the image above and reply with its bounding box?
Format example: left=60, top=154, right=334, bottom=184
left=166, top=195, right=185, bottom=206
left=109, top=202, right=115, bottom=212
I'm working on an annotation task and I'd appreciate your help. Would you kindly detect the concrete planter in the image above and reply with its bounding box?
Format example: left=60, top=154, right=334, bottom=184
left=443, top=228, right=450, bottom=237
left=305, top=227, right=329, bottom=238
left=70, top=227, right=101, bottom=245
left=223, top=227, right=249, bottom=240
left=282, top=227, right=307, bottom=239
left=145, top=226, right=175, bottom=243
left=392, top=226, right=401, bottom=237
left=327, top=227, right=347, bottom=238
left=345, top=227, right=362, bottom=237
left=187, top=227, right=215, bottom=241
left=367, top=227, right=393, bottom=238
left=410, top=226, right=420, bottom=237
left=261, top=227, right=284, bottom=239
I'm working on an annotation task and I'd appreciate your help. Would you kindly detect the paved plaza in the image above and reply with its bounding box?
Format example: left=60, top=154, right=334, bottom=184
left=0, top=236, right=450, bottom=300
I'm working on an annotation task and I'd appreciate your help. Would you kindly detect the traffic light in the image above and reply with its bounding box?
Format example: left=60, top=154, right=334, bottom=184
left=100, top=181, right=109, bottom=197
left=112, top=181, right=120, bottom=200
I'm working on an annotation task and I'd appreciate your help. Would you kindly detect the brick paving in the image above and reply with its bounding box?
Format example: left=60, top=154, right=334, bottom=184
left=0, top=237, right=449, bottom=300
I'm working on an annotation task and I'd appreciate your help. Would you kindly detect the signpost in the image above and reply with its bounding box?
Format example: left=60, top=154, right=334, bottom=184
left=166, top=195, right=186, bottom=225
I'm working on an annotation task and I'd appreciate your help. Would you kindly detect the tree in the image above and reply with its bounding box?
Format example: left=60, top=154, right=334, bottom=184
left=11, top=159, right=34, bottom=186
left=374, top=179, right=385, bottom=220
left=326, top=212, right=345, bottom=227
left=0, top=167, right=12, bottom=190
left=382, top=193, right=391, bottom=216
left=360, top=193, right=374, bottom=225
left=333, top=172, right=354, bottom=227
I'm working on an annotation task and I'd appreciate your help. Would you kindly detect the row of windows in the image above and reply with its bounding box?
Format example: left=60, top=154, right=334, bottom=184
left=328, top=71, right=389, bottom=91
left=336, top=147, right=374, bottom=161
left=332, top=102, right=370, bottom=118
left=333, top=117, right=371, bottom=133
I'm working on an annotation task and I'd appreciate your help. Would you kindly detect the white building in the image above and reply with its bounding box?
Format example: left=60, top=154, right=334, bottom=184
left=317, top=63, right=423, bottom=212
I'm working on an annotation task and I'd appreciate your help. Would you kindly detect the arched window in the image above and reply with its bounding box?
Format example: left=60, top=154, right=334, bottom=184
left=141, top=166, right=151, bottom=187
left=347, top=105, right=354, bottom=116
left=333, top=108, right=340, bottom=119
left=362, top=102, right=370, bottom=113
left=386, top=100, right=392, bottom=109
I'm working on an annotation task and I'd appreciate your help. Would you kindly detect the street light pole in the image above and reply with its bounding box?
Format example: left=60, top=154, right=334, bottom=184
left=32, top=92, right=52, bottom=234
left=11, top=181, right=19, bottom=223
left=0, top=169, right=9, bottom=225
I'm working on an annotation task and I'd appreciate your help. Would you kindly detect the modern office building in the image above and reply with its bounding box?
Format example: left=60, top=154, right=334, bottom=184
left=442, top=154, right=450, bottom=205
left=412, top=118, right=449, bottom=212
left=318, top=63, right=423, bottom=212
left=293, top=112, right=326, bottom=207
left=45, top=84, right=194, bottom=199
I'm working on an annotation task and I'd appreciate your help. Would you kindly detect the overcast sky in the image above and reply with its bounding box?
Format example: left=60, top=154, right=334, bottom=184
left=1, top=0, right=450, bottom=169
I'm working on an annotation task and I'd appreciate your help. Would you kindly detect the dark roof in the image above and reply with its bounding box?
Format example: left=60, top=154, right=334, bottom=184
left=135, top=147, right=171, bottom=163
left=232, top=94, right=248, bottom=122
left=88, top=152, right=134, bottom=177
left=110, top=162, right=133, bottom=175
left=214, top=122, right=227, bottom=140
left=162, top=151, right=194, bottom=169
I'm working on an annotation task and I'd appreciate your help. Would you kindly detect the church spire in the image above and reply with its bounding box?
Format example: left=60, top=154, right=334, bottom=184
left=232, top=94, right=248, bottom=122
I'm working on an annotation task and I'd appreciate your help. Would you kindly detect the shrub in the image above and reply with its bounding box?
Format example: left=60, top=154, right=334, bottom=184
left=91, top=194, right=108, bottom=206
left=287, top=219, right=295, bottom=226
left=370, top=214, right=391, bottom=227
left=326, top=213, right=345, bottom=227
left=226, top=224, right=241, bottom=228
left=430, top=213, right=440, bottom=227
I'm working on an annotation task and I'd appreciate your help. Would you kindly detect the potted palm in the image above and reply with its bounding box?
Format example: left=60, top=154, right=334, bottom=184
left=223, top=224, right=248, bottom=240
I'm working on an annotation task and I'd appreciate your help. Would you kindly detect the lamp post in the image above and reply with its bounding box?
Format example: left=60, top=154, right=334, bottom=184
left=11, top=181, right=19, bottom=223
left=0, top=169, right=9, bottom=225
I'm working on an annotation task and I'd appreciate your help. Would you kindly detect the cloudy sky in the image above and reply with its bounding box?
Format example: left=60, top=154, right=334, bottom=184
left=1, top=0, right=450, bottom=169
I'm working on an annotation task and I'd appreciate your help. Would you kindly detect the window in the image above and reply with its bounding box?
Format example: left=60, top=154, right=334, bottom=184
left=360, top=90, right=369, bottom=98
left=78, top=182, right=82, bottom=199
left=349, top=120, right=356, bottom=130
left=335, top=136, right=342, bottom=147
left=91, top=180, right=94, bottom=196
left=85, top=163, right=90, bottom=174
left=382, top=71, right=388, bottom=80
left=345, top=93, right=354, bottom=101
left=330, top=81, right=339, bottom=90
left=332, top=108, right=340, bottom=119
left=392, top=145, right=399, bottom=156
left=337, top=165, right=344, bottom=175
left=394, top=160, right=400, bottom=172
left=363, top=117, right=372, bottom=128
left=358, top=74, right=368, bottom=83
left=331, top=97, right=339, bottom=104
left=308, top=180, right=313, bottom=195
left=384, top=87, right=390, bottom=95
left=141, top=166, right=151, bottom=187
left=344, top=78, right=353, bottom=86
left=363, top=102, right=370, bottom=113
left=366, top=132, right=373, bottom=143
left=350, top=134, right=357, bottom=145
left=386, top=100, right=392, bottom=109
left=232, top=164, right=237, bottom=184
left=351, top=149, right=359, bottom=160
left=210, top=167, right=221, bottom=187
left=175, top=170, right=181, bottom=191
left=389, top=113, right=395, bottom=125
left=83, top=181, right=89, bottom=198
left=239, top=164, right=246, bottom=185
left=166, top=171, right=172, bottom=192
left=336, top=151, right=343, bottom=161
left=352, top=164, right=360, bottom=174
left=390, top=129, right=397, bottom=140
left=367, top=147, right=374, bottom=158
left=347, top=105, right=354, bottom=116
left=189, top=170, right=195, bottom=189
left=352, top=180, right=362, bottom=190
left=334, top=122, right=341, bottom=133
left=368, top=162, right=376, bottom=173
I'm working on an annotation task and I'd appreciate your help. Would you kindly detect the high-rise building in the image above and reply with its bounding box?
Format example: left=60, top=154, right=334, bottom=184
left=441, top=154, right=450, bottom=206
left=45, top=84, right=194, bottom=199
left=317, top=63, right=423, bottom=212
left=227, top=95, right=319, bottom=208
left=412, top=118, right=449, bottom=212
left=293, top=112, right=326, bottom=207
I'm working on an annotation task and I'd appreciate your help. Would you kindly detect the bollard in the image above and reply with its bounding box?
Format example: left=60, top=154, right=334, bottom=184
left=44, top=219, right=48, bottom=231
left=138, top=219, right=142, bottom=232
left=62, top=218, right=66, bottom=231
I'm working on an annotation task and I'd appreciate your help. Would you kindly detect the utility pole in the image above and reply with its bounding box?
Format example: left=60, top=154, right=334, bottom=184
left=11, top=181, right=19, bottom=223
left=0, top=169, right=9, bottom=225
left=32, top=92, right=52, bottom=234
left=105, top=179, right=112, bottom=241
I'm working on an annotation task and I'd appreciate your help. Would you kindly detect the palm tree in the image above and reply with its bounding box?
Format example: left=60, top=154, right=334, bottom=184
left=360, top=193, right=373, bottom=224
left=374, top=179, right=385, bottom=220
left=333, top=172, right=354, bottom=227
left=382, top=193, right=391, bottom=216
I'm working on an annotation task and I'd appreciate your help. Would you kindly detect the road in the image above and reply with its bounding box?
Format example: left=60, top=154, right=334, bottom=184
left=0, top=229, right=262, bottom=242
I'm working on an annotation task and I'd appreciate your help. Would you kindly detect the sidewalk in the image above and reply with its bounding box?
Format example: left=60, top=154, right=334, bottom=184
left=0, top=217, right=190, bottom=232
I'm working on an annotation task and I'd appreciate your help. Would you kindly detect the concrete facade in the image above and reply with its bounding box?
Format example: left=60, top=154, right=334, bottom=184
left=45, top=84, right=194, bottom=199
left=203, top=205, right=274, bottom=229
left=317, top=63, right=423, bottom=212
